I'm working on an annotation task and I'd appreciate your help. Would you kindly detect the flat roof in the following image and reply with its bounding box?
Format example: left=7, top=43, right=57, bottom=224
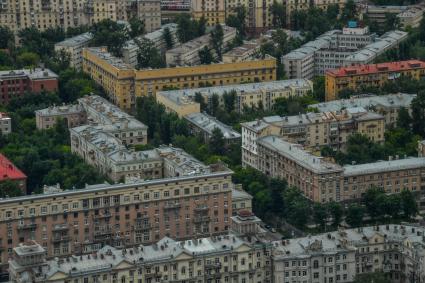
left=0, top=68, right=58, bottom=80
left=184, top=112, right=241, bottom=139
left=85, top=47, right=133, bottom=70
left=343, top=157, right=425, bottom=176
left=257, top=136, right=343, bottom=174
left=55, top=32, right=93, bottom=47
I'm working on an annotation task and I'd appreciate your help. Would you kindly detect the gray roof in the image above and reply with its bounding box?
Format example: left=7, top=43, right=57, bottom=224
left=343, top=157, right=425, bottom=176
left=311, top=93, right=416, bottom=112
left=258, top=136, right=343, bottom=174
left=184, top=112, right=241, bottom=140
left=157, top=79, right=313, bottom=103
left=231, top=188, right=253, bottom=200
left=85, top=47, right=133, bottom=70
left=55, top=32, right=93, bottom=47
left=0, top=68, right=58, bottom=80
left=35, top=104, right=84, bottom=116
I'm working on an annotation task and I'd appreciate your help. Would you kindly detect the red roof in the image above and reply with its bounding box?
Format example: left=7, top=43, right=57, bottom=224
left=0, top=153, right=26, bottom=181
left=326, top=60, right=425, bottom=77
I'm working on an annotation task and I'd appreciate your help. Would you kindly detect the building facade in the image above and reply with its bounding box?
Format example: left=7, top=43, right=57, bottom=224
left=54, top=32, right=93, bottom=69
left=0, top=166, right=234, bottom=273
left=0, top=0, right=160, bottom=36
left=35, top=104, right=87, bottom=130
left=82, top=47, right=277, bottom=110
left=0, top=112, right=11, bottom=135
left=184, top=112, right=241, bottom=144
left=9, top=234, right=273, bottom=283
left=282, top=28, right=408, bottom=80
left=0, top=69, right=58, bottom=105
left=165, top=25, right=236, bottom=67
left=241, top=107, right=385, bottom=169
left=310, top=93, right=416, bottom=128
left=325, top=60, right=425, bottom=101
left=156, top=79, right=313, bottom=116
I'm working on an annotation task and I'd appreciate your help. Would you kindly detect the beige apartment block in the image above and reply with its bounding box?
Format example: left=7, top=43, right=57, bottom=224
left=54, top=32, right=93, bottom=69
left=0, top=0, right=161, bottom=36
left=191, top=0, right=226, bottom=26
left=0, top=167, right=234, bottom=273
left=9, top=234, right=273, bottom=283
left=35, top=104, right=87, bottom=130
left=252, top=135, right=425, bottom=206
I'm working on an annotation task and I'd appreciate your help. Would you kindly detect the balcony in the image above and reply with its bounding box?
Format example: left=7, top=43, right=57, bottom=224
left=17, top=223, right=37, bottom=230
left=133, top=223, right=153, bottom=231
left=93, top=212, right=111, bottom=219
left=194, top=205, right=209, bottom=212
left=52, top=235, right=70, bottom=243
left=193, top=216, right=211, bottom=223
left=52, top=224, right=69, bottom=232
left=163, top=202, right=181, bottom=210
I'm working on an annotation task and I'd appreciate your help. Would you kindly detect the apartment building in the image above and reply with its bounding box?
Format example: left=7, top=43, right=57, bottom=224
left=156, top=79, right=313, bottom=116
left=191, top=0, right=226, bottom=26
left=54, top=32, right=93, bottom=69
left=273, top=224, right=425, bottom=283
left=231, top=185, right=253, bottom=214
left=165, top=25, right=237, bottom=67
left=0, top=68, right=58, bottom=105
left=184, top=112, right=241, bottom=144
left=397, top=4, right=425, bottom=28
left=9, top=233, right=273, bottom=283
left=365, top=4, right=425, bottom=29
left=343, top=30, right=408, bottom=66
left=286, top=0, right=347, bottom=26
left=311, top=93, right=416, bottom=128
left=241, top=107, right=385, bottom=168
left=282, top=28, right=407, bottom=79
left=0, top=0, right=160, bottom=36
left=222, top=40, right=261, bottom=63
left=325, top=60, right=425, bottom=101
left=0, top=164, right=234, bottom=273
left=0, top=153, right=27, bottom=194
left=0, top=112, right=11, bottom=135
left=251, top=135, right=425, bottom=206
left=35, top=104, right=87, bottom=130
left=83, top=47, right=277, bottom=110
left=122, top=23, right=180, bottom=67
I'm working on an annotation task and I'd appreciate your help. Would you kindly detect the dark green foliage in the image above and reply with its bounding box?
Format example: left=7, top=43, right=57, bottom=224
left=345, top=204, right=365, bottom=227
left=0, top=26, right=14, bottom=49
left=0, top=180, right=23, bottom=198
left=57, top=68, right=98, bottom=102
left=91, top=19, right=129, bottom=57
left=226, top=5, right=247, bottom=37
left=283, top=187, right=310, bottom=228
left=18, top=27, right=65, bottom=57
left=353, top=272, right=388, bottom=283
left=313, top=203, right=328, bottom=230
left=209, top=128, right=225, bottom=155
left=211, top=24, right=224, bottom=60
left=198, top=46, right=213, bottom=65
left=128, top=17, right=145, bottom=38
left=2, top=95, right=105, bottom=193
left=176, top=15, right=206, bottom=43
left=270, top=0, right=286, bottom=28
left=162, top=27, right=174, bottom=49
left=273, top=95, right=319, bottom=116
left=136, top=39, right=165, bottom=69
left=412, top=91, right=425, bottom=137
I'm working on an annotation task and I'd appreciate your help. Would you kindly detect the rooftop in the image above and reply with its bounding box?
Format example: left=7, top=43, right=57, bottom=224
left=85, top=47, right=133, bottom=70
left=0, top=153, right=27, bottom=182
left=327, top=59, right=424, bottom=77
left=0, top=112, right=10, bottom=119
left=184, top=112, right=241, bottom=140
left=311, top=93, right=416, bottom=112
left=55, top=32, right=93, bottom=47
left=257, top=136, right=343, bottom=174
left=156, top=79, right=313, bottom=104
left=343, top=157, right=425, bottom=176
left=0, top=68, right=58, bottom=80
left=35, top=104, right=85, bottom=116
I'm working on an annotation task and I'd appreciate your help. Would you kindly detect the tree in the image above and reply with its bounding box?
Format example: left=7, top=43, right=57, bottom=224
left=91, top=19, right=129, bottom=57
left=397, top=107, right=412, bottom=129
left=353, top=272, right=388, bottom=283
left=223, top=91, right=236, bottom=113
left=128, top=17, right=145, bottom=38
left=209, top=94, right=220, bottom=116
left=197, top=16, right=207, bottom=37
left=328, top=202, right=343, bottom=226
left=270, top=0, right=286, bottom=28
left=176, top=16, right=206, bottom=43
left=363, top=187, right=385, bottom=220
left=198, top=46, right=213, bottom=65
left=163, top=27, right=174, bottom=49
left=0, top=180, right=23, bottom=198
left=209, top=128, right=225, bottom=155
left=346, top=204, right=364, bottom=227
left=136, top=38, right=164, bottom=69
left=0, top=26, right=14, bottom=49
left=226, top=5, right=246, bottom=37
left=16, top=52, right=40, bottom=68
left=384, top=12, right=400, bottom=32
left=211, top=24, right=224, bottom=60
left=420, top=13, right=425, bottom=42
left=313, top=203, right=328, bottom=230
left=411, top=91, right=425, bottom=136
left=340, top=0, right=357, bottom=22
left=326, top=4, right=340, bottom=22
left=400, top=189, right=418, bottom=219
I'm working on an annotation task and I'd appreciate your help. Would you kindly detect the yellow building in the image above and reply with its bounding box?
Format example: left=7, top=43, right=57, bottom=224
left=325, top=60, right=425, bottom=101
left=191, top=0, right=226, bottom=26
left=83, top=47, right=277, bottom=110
